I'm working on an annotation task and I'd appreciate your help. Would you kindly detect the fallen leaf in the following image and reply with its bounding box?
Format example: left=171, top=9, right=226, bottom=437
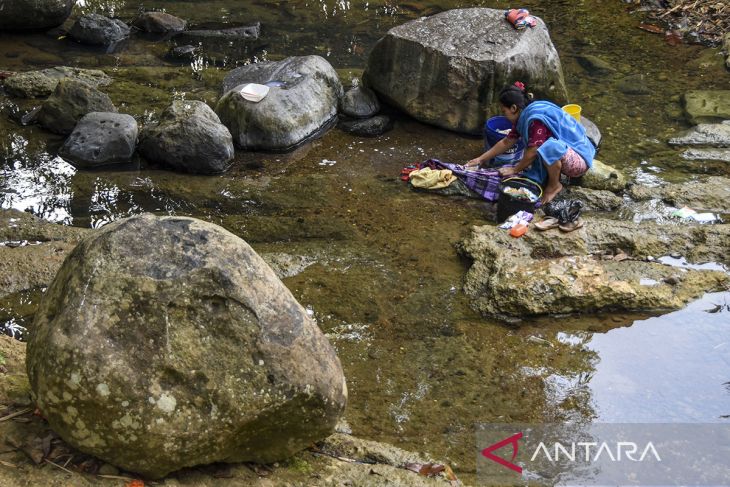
left=638, top=23, right=664, bottom=34
left=125, top=480, right=144, bottom=487
left=403, top=462, right=446, bottom=477
left=665, top=30, right=683, bottom=45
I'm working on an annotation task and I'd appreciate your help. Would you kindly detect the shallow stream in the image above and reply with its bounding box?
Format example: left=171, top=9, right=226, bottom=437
left=1, top=0, right=729, bottom=482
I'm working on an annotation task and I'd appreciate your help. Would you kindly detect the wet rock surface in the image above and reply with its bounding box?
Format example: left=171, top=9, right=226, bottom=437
left=338, top=115, right=392, bottom=137
left=556, top=186, right=623, bottom=212
left=364, top=8, right=568, bottom=135
left=37, top=79, right=117, bottom=135
left=574, top=159, right=627, bottom=192
left=172, top=23, right=261, bottom=62
left=139, top=100, right=234, bottom=174
left=0, top=0, right=75, bottom=30
left=458, top=218, right=730, bottom=319
left=59, top=112, right=138, bottom=168
left=669, top=121, right=730, bottom=147
left=69, top=14, right=132, bottom=47
left=132, top=12, right=187, bottom=34
left=26, top=214, right=348, bottom=479
left=216, top=56, right=343, bottom=151
left=627, top=176, right=730, bottom=213
left=2, top=67, right=112, bottom=99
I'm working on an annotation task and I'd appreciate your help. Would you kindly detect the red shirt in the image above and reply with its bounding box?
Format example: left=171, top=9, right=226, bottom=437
left=507, top=120, right=552, bottom=147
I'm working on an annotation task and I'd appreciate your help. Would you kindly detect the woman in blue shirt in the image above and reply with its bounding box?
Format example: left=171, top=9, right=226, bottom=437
left=467, top=82, right=595, bottom=204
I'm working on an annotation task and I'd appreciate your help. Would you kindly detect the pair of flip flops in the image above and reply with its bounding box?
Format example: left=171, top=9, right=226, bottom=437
left=535, top=217, right=584, bottom=232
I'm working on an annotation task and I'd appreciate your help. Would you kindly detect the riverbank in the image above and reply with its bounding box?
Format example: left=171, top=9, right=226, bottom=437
left=629, top=0, right=729, bottom=46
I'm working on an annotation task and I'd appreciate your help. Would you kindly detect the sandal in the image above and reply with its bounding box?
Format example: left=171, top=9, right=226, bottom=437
left=535, top=217, right=560, bottom=231
left=559, top=218, right=584, bottom=232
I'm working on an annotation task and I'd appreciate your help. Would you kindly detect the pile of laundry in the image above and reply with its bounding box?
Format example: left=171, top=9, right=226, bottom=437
left=400, top=159, right=504, bottom=202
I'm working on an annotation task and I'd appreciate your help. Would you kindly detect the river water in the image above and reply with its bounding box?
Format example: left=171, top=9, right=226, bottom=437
left=1, top=0, right=729, bottom=482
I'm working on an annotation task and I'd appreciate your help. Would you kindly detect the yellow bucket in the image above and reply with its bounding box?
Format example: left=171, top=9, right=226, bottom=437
left=562, top=104, right=582, bottom=122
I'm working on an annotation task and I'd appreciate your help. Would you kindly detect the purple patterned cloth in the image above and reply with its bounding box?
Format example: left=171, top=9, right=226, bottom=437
left=429, top=159, right=503, bottom=202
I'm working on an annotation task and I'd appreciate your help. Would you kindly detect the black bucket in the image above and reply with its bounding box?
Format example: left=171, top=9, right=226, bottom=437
left=496, top=177, right=543, bottom=223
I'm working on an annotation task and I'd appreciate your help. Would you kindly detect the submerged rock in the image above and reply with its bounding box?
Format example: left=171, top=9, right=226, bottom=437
left=59, top=112, right=138, bottom=168
left=216, top=56, right=343, bottom=151
left=132, top=12, right=187, bottom=34
left=69, top=14, right=131, bottom=47
left=37, top=79, right=117, bottom=135
left=0, top=0, right=74, bottom=30
left=683, top=90, right=730, bottom=124
left=458, top=218, right=729, bottom=319
left=3, top=67, right=112, bottom=98
left=681, top=148, right=730, bottom=163
left=576, top=55, right=617, bottom=76
left=139, top=100, right=234, bottom=174
left=338, top=115, right=392, bottom=137
left=26, top=214, right=347, bottom=479
left=628, top=176, right=730, bottom=213
left=363, top=8, right=567, bottom=134
left=574, top=159, right=627, bottom=192
left=341, top=86, right=380, bottom=119
left=172, top=23, right=261, bottom=62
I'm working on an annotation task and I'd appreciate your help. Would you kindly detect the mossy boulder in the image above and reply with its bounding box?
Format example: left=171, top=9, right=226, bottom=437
left=3, top=67, right=112, bottom=99
left=37, top=79, right=117, bottom=135
left=576, top=159, right=627, bottom=192
left=26, top=214, right=347, bottom=479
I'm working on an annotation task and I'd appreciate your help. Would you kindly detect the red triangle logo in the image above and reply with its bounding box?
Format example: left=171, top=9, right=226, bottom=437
left=481, top=431, right=523, bottom=474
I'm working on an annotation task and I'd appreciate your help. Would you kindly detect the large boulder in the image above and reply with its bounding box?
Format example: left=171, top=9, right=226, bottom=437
left=0, top=0, right=74, bottom=30
left=132, top=11, right=187, bottom=34
left=683, top=90, right=730, bottom=124
left=69, top=14, right=131, bottom=46
left=59, top=112, right=138, bottom=168
left=37, top=79, right=117, bottom=135
left=3, top=67, right=112, bottom=98
left=139, top=100, right=234, bottom=174
left=26, top=214, right=348, bottom=479
left=216, top=56, right=343, bottom=151
left=363, top=8, right=568, bottom=134
left=457, top=218, right=730, bottom=320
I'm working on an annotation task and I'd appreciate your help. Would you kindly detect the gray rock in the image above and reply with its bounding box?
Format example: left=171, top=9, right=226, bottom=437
left=59, top=112, right=138, bottom=168
left=681, top=148, right=730, bottom=163
left=457, top=218, right=730, bottom=319
left=581, top=116, right=602, bottom=148
left=0, top=0, right=74, bottom=30
left=37, top=79, right=117, bottom=135
left=172, top=23, right=260, bottom=62
left=363, top=8, right=568, bottom=135
left=724, top=33, right=730, bottom=69
left=341, top=86, right=380, bottom=118
left=576, top=55, right=617, bottom=76
left=627, top=176, right=730, bottom=213
left=168, top=45, right=199, bottom=61
left=139, top=100, right=234, bottom=174
left=216, top=56, right=343, bottom=151
left=683, top=90, right=730, bottom=124
left=338, top=115, right=392, bottom=137
left=575, top=159, right=627, bottom=192
left=3, top=67, right=112, bottom=98
left=26, top=214, right=347, bottom=479
left=669, top=121, right=730, bottom=147
left=132, top=12, right=187, bottom=34
left=69, top=14, right=131, bottom=46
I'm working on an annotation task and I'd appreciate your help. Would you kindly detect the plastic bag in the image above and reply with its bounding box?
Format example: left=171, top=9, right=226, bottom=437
left=543, top=199, right=583, bottom=224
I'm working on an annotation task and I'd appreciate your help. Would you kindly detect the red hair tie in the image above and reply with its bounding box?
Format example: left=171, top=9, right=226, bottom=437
left=514, top=81, right=525, bottom=91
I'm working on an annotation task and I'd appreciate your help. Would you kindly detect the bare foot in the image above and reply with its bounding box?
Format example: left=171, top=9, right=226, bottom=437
left=541, top=182, right=563, bottom=204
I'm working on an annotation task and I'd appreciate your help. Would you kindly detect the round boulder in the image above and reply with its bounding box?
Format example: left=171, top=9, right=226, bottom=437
left=37, top=78, right=117, bottom=135
left=0, top=0, right=74, bottom=30
left=215, top=55, right=343, bottom=151
left=138, top=100, right=234, bottom=174
left=69, top=14, right=131, bottom=46
left=363, top=8, right=568, bottom=134
left=59, top=112, right=138, bottom=168
left=26, top=214, right=347, bottom=479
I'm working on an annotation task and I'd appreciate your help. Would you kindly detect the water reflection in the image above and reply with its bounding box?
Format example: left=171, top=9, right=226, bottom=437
left=75, top=0, right=126, bottom=17
left=0, top=135, right=75, bottom=224
left=558, top=292, right=730, bottom=422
